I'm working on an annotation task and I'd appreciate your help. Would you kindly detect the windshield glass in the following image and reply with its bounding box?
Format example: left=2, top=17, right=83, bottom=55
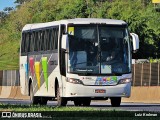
left=67, top=24, right=131, bottom=75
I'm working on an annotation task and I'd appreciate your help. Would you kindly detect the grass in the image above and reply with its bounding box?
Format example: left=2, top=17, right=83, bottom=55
left=0, top=104, right=159, bottom=120
left=0, top=104, right=95, bottom=111
left=0, top=40, right=19, bottom=70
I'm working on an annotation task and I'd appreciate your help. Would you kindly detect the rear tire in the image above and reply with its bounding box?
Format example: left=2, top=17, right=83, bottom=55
left=56, top=84, right=67, bottom=106
left=30, top=84, right=38, bottom=105
left=110, top=97, right=121, bottom=107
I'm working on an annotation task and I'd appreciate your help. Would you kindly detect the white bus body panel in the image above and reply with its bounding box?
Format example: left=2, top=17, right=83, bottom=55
left=33, top=66, right=60, bottom=97
left=19, top=56, right=28, bottom=95
left=65, top=82, right=131, bottom=97
left=63, top=73, right=131, bottom=98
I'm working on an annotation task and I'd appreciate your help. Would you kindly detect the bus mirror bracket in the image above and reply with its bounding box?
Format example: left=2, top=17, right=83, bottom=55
left=61, top=34, right=69, bottom=51
left=130, top=33, right=139, bottom=53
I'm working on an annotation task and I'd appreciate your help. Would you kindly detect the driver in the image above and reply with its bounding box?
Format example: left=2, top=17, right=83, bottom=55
left=101, top=37, right=117, bottom=62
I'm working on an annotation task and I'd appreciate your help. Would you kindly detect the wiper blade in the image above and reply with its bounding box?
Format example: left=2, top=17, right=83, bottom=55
left=77, top=72, right=93, bottom=76
left=111, top=72, right=131, bottom=76
left=73, top=62, right=92, bottom=66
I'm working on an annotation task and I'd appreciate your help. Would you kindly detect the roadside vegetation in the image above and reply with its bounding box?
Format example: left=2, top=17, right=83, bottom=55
left=0, top=104, right=159, bottom=119
left=0, top=104, right=94, bottom=111
left=0, top=0, right=160, bottom=70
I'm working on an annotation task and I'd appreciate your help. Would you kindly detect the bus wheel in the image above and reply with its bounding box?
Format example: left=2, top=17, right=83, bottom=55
left=110, top=97, right=121, bottom=107
left=82, top=98, right=91, bottom=106
left=30, top=84, right=38, bottom=105
left=56, top=84, right=67, bottom=106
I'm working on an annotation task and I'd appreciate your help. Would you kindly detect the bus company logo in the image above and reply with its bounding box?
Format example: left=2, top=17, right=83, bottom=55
left=1, top=112, right=11, bottom=118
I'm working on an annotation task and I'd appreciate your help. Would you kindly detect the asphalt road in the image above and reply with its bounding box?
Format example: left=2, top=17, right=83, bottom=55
left=0, top=98, right=160, bottom=112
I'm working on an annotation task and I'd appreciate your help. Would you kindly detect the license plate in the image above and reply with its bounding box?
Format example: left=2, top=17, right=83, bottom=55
left=95, top=89, right=106, bottom=93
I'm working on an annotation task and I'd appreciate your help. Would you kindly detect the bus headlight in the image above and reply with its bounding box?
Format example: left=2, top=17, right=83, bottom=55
left=118, top=78, right=131, bottom=84
left=66, top=78, right=84, bottom=85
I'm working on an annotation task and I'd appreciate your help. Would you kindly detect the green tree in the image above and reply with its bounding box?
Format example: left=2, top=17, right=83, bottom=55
left=14, top=0, right=32, bottom=4
left=0, top=0, right=160, bottom=69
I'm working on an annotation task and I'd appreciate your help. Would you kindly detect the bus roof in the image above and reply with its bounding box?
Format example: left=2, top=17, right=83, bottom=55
left=22, top=18, right=127, bottom=31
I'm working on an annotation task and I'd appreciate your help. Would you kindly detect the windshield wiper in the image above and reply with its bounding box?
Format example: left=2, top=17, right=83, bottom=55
left=73, top=61, right=94, bottom=66
left=77, top=72, right=93, bottom=76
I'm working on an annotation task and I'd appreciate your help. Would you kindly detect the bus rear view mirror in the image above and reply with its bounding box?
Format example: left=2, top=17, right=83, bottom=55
left=61, top=34, right=69, bottom=50
left=130, top=33, right=139, bottom=53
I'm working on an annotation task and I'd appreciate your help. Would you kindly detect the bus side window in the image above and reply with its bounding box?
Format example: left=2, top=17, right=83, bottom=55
left=38, top=30, right=42, bottom=51
left=44, top=30, right=47, bottom=51
left=54, top=28, right=58, bottom=49
left=30, top=32, right=34, bottom=52
left=21, top=33, right=26, bottom=54
left=46, top=29, right=50, bottom=51
left=44, top=30, right=48, bottom=51
left=34, top=31, right=39, bottom=51
left=36, top=31, right=40, bottom=51
left=26, top=32, right=30, bottom=53
left=41, top=30, right=45, bottom=51
left=48, top=29, right=53, bottom=50
left=52, top=28, right=56, bottom=50
left=33, top=31, right=36, bottom=51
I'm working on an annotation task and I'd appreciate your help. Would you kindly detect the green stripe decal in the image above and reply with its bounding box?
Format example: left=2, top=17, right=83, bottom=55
left=42, top=57, right=48, bottom=91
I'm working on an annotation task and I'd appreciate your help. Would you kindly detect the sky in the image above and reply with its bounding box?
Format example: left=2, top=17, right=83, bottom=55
left=0, top=0, right=16, bottom=11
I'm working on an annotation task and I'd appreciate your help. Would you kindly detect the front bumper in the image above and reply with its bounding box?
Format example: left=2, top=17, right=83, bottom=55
left=64, top=82, right=131, bottom=98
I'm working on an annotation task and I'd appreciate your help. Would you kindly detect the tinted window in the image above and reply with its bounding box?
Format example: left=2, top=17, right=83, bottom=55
left=22, top=26, right=59, bottom=53
left=21, top=33, right=26, bottom=53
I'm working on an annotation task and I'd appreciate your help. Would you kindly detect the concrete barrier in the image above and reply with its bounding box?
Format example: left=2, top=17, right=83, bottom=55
left=122, top=86, right=160, bottom=103
left=0, top=86, right=29, bottom=100
left=11, top=86, right=29, bottom=100
left=0, top=71, right=2, bottom=95
left=0, top=86, right=12, bottom=98
left=0, top=70, right=29, bottom=100
left=8, top=86, right=18, bottom=98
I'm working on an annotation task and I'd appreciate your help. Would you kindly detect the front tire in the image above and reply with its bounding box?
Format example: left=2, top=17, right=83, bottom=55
left=56, top=84, right=67, bottom=106
left=110, top=97, right=121, bottom=107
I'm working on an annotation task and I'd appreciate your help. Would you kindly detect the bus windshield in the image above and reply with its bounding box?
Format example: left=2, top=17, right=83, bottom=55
left=67, top=24, right=131, bottom=75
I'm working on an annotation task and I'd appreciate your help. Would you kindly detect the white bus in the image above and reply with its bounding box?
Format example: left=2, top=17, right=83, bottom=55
left=20, top=18, right=139, bottom=106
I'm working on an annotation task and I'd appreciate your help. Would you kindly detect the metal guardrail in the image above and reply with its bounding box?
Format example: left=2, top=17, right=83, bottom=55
left=132, top=63, right=160, bottom=86
left=0, top=70, right=19, bottom=86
